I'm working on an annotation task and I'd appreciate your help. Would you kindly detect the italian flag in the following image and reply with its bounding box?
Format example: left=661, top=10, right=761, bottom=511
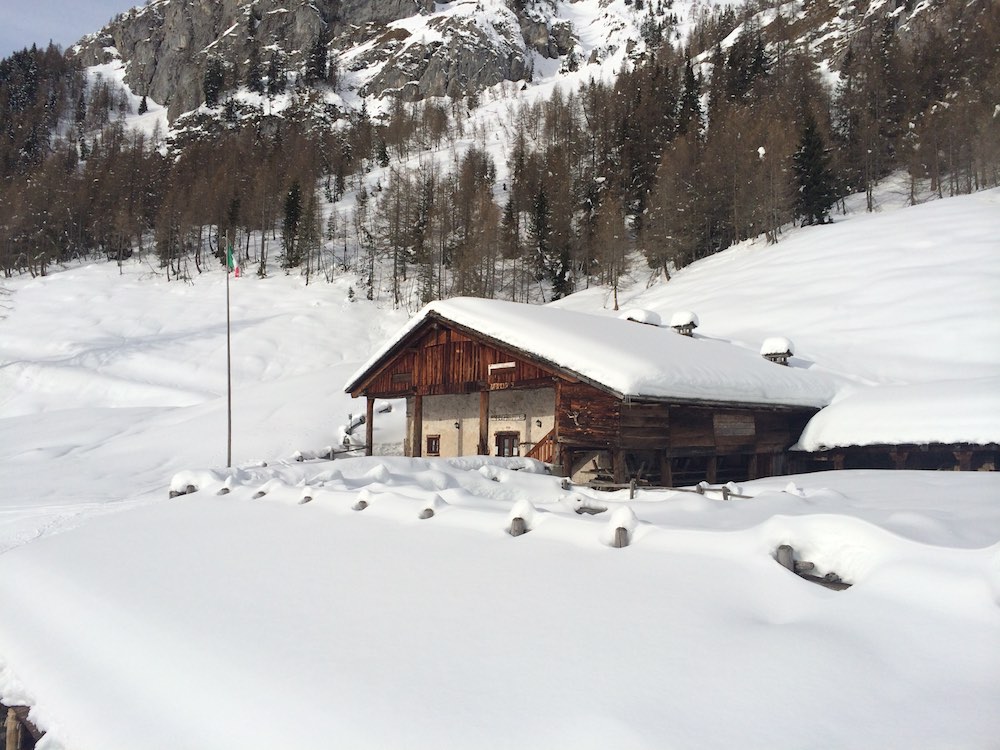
left=226, top=246, right=241, bottom=277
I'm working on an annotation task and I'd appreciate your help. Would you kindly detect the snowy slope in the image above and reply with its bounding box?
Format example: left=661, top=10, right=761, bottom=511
left=0, top=190, right=998, bottom=748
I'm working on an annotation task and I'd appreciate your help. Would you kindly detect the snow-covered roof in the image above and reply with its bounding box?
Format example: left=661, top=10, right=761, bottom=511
left=796, top=378, right=1000, bottom=450
left=346, top=298, right=836, bottom=408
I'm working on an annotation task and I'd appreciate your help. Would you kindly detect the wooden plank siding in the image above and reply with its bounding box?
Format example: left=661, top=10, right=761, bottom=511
left=666, top=407, right=715, bottom=451
left=356, top=322, right=558, bottom=399
left=556, top=382, right=621, bottom=447
left=619, top=402, right=671, bottom=449
left=363, top=349, right=417, bottom=398
left=557, top=396, right=810, bottom=461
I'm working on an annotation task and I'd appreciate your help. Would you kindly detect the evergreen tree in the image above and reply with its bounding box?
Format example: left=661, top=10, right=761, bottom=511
left=203, top=57, right=225, bottom=107
left=137, top=95, right=148, bottom=115
left=529, top=189, right=572, bottom=299
left=529, top=188, right=551, bottom=282
left=723, top=24, right=767, bottom=104
left=677, top=58, right=701, bottom=137
left=282, top=181, right=302, bottom=267
left=376, top=140, right=390, bottom=168
left=75, top=88, right=87, bottom=132
left=246, top=44, right=263, bottom=94
left=793, top=112, right=837, bottom=226
left=305, top=37, right=327, bottom=83
left=266, top=52, right=285, bottom=97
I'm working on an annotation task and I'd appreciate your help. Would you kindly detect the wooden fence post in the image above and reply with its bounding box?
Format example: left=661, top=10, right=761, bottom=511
left=612, top=526, right=630, bottom=548
left=508, top=517, right=527, bottom=537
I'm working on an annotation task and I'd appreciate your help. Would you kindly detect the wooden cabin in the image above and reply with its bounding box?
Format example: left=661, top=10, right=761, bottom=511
left=344, top=299, right=834, bottom=486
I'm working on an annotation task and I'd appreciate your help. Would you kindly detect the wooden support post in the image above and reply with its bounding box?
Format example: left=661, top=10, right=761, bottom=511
left=6, top=707, right=21, bottom=750
left=413, top=394, right=423, bottom=457
left=748, top=453, right=759, bottom=480
left=659, top=451, right=672, bottom=488
left=832, top=451, right=846, bottom=471
left=889, top=449, right=908, bottom=470
left=706, top=455, right=717, bottom=484
left=365, top=396, right=375, bottom=457
left=612, top=450, right=626, bottom=484
left=559, top=448, right=572, bottom=479
left=954, top=449, right=973, bottom=471
left=479, top=391, right=490, bottom=455
left=556, top=445, right=567, bottom=476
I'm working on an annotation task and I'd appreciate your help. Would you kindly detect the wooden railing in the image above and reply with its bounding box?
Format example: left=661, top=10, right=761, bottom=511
left=525, top=429, right=556, bottom=463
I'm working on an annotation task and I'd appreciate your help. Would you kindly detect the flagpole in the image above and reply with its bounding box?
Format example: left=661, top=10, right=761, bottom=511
left=226, top=242, right=233, bottom=468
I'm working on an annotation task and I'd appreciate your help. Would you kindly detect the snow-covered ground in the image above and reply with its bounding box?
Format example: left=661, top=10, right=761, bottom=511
left=0, top=189, right=998, bottom=749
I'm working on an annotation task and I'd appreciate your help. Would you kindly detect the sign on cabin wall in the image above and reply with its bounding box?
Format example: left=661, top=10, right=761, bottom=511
left=714, top=413, right=755, bottom=437
left=490, top=413, right=526, bottom=421
left=488, top=361, right=516, bottom=390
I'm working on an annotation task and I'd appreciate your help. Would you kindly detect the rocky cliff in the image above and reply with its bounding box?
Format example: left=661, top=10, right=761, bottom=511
left=71, top=0, right=950, bottom=124
left=73, top=0, right=576, bottom=120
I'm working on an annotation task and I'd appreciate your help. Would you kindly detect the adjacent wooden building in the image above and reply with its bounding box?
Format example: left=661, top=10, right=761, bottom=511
left=792, top=379, right=1000, bottom=472
left=345, top=299, right=835, bottom=486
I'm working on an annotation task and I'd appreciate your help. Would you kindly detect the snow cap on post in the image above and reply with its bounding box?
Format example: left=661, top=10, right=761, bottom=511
left=618, top=309, right=662, bottom=326
left=760, top=337, right=795, bottom=366
left=670, top=310, right=699, bottom=336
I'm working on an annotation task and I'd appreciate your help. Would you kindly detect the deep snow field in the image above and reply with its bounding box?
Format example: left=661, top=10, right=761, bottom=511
left=0, top=188, right=998, bottom=749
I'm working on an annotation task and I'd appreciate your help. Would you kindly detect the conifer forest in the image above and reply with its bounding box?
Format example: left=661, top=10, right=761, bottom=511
left=1, top=0, right=998, bottom=305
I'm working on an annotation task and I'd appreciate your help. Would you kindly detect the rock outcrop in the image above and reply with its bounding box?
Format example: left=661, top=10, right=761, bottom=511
left=72, top=0, right=574, bottom=121
left=359, top=6, right=531, bottom=100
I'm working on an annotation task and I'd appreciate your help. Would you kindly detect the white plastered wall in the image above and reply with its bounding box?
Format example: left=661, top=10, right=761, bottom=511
left=484, top=388, right=555, bottom=456
left=418, top=388, right=556, bottom=457
left=422, top=393, right=479, bottom=456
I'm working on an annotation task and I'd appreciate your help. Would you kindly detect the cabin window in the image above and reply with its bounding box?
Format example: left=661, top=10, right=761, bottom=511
left=426, top=435, right=441, bottom=456
left=495, top=431, right=520, bottom=457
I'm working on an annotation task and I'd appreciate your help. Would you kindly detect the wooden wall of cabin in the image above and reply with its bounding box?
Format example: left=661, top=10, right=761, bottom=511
left=557, top=397, right=814, bottom=486
left=358, top=324, right=557, bottom=399
left=556, top=382, right=621, bottom=448
left=798, top=444, right=999, bottom=472
left=363, top=350, right=417, bottom=398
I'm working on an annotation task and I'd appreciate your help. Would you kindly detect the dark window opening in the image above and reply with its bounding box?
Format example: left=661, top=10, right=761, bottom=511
left=495, top=431, right=520, bottom=457
left=426, top=435, right=441, bottom=456
left=670, top=456, right=709, bottom=486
